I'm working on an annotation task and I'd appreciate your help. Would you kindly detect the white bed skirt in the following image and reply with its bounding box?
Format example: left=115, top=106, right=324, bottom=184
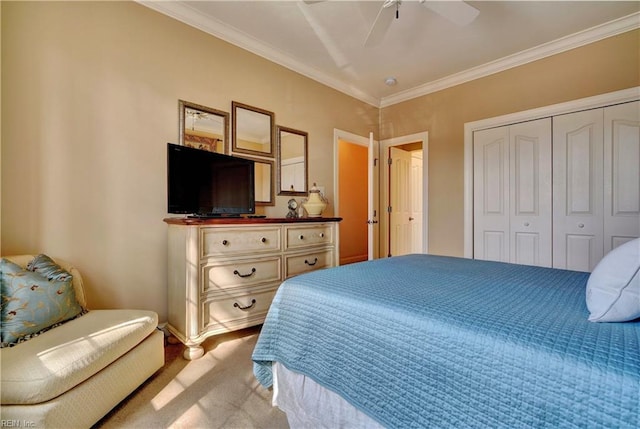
left=272, top=362, right=384, bottom=429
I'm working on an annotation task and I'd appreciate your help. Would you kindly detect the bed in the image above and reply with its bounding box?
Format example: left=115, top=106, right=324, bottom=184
left=252, top=252, right=640, bottom=428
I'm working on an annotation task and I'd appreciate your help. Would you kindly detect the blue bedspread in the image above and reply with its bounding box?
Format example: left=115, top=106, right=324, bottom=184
left=252, top=254, right=640, bottom=428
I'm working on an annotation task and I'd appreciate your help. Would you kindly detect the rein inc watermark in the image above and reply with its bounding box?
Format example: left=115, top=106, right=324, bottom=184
left=1, top=421, right=36, bottom=428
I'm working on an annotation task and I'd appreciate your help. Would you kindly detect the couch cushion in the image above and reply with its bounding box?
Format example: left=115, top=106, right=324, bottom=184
left=0, top=309, right=159, bottom=404
left=1, top=259, right=83, bottom=344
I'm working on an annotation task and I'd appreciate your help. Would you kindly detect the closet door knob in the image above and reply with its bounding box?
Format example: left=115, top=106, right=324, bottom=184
left=578, top=223, right=585, bottom=229
left=524, top=222, right=530, bottom=227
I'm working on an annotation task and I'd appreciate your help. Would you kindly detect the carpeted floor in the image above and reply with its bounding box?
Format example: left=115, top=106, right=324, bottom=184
left=93, top=326, right=289, bottom=429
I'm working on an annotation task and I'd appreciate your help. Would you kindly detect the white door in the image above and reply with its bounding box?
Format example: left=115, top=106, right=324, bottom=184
left=368, top=132, right=375, bottom=260
left=389, top=147, right=413, bottom=256
left=509, top=119, right=552, bottom=267
left=474, top=118, right=551, bottom=266
left=410, top=151, right=423, bottom=253
left=474, top=126, right=510, bottom=262
left=553, top=109, right=604, bottom=272
left=604, top=100, right=640, bottom=251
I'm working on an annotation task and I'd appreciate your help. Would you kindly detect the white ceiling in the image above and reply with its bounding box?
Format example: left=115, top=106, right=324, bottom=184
left=140, top=1, right=640, bottom=107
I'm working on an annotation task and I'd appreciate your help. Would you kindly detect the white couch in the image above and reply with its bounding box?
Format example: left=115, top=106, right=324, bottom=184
left=0, top=255, right=165, bottom=428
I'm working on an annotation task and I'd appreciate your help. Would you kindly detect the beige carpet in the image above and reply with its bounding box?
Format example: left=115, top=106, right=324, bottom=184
left=94, top=326, right=289, bottom=429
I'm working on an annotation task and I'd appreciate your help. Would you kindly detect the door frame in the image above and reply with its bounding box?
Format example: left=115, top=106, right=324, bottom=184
left=463, top=86, right=639, bottom=258
left=333, top=129, right=379, bottom=260
left=381, top=132, right=429, bottom=258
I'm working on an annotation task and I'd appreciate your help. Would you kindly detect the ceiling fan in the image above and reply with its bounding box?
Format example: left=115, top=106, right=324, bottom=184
left=365, top=0, right=480, bottom=47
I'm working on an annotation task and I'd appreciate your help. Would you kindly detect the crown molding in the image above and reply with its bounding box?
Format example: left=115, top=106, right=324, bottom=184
left=380, top=12, right=640, bottom=107
left=138, top=2, right=638, bottom=109
left=137, top=0, right=380, bottom=107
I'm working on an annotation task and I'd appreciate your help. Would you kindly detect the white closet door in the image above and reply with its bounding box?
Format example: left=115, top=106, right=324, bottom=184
left=553, top=109, right=604, bottom=272
left=509, top=119, right=552, bottom=267
left=604, top=101, right=640, bottom=252
left=474, top=126, right=510, bottom=262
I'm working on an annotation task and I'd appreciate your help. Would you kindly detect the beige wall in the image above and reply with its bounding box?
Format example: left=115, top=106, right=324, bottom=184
left=380, top=30, right=640, bottom=257
left=1, top=1, right=377, bottom=319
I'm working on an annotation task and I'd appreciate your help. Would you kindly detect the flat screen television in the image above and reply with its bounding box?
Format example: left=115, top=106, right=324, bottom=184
left=167, top=143, right=255, bottom=217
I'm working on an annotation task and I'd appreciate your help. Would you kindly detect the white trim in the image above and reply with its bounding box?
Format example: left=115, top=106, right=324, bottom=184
left=381, top=132, right=429, bottom=257
left=381, top=13, right=640, bottom=107
left=136, top=0, right=379, bottom=107
left=463, top=86, right=640, bottom=258
left=138, top=1, right=638, bottom=108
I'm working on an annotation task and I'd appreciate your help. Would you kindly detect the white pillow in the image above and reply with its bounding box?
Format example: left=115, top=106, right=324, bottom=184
left=586, top=238, right=640, bottom=322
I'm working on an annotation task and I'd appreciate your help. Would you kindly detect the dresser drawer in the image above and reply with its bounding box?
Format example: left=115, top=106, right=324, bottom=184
left=285, top=249, right=334, bottom=277
left=201, top=226, right=281, bottom=257
left=202, top=257, right=282, bottom=293
left=201, top=288, right=277, bottom=332
left=285, top=224, right=333, bottom=249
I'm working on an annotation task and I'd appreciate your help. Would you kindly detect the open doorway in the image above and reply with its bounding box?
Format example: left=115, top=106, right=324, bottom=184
left=381, top=133, right=428, bottom=258
left=338, top=140, right=368, bottom=264
left=334, top=129, right=378, bottom=264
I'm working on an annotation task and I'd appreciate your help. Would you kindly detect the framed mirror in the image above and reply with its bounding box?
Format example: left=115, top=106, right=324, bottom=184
left=232, top=101, right=275, bottom=157
left=277, top=126, right=308, bottom=196
left=179, top=100, right=229, bottom=154
left=250, top=158, right=275, bottom=206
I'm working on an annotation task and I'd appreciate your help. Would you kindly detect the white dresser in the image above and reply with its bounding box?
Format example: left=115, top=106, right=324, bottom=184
left=164, top=217, right=341, bottom=359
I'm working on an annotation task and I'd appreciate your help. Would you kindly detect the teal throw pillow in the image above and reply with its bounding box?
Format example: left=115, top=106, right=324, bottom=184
left=26, top=254, right=73, bottom=281
left=1, top=258, right=83, bottom=344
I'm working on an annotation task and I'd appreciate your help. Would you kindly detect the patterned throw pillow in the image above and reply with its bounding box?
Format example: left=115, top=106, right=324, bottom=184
left=26, top=254, right=73, bottom=281
left=1, top=258, right=83, bottom=344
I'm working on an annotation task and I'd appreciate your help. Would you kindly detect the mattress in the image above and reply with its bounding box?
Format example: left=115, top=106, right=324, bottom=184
left=252, top=254, right=640, bottom=428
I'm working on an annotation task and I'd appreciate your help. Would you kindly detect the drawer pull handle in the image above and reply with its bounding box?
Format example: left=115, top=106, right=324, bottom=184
left=233, top=299, right=256, bottom=311
left=222, top=240, right=229, bottom=246
left=261, top=237, right=267, bottom=243
left=233, top=268, right=256, bottom=278
left=305, top=258, right=318, bottom=266
left=319, top=233, right=325, bottom=238
left=299, top=234, right=304, bottom=240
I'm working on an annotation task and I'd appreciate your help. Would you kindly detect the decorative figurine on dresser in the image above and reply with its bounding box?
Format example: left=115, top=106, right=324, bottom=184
left=286, top=199, right=298, bottom=219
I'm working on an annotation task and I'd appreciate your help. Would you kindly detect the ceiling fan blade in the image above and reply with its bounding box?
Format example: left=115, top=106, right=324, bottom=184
left=364, top=3, right=395, bottom=47
left=420, top=0, right=479, bottom=26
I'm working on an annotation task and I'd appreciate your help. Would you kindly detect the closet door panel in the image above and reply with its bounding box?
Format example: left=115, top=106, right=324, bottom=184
left=509, top=119, right=552, bottom=267
left=604, top=101, right=640, bottom=252
left=553, top=109, right=604, bottom=272
left=474, top=126, right=510, bottom=262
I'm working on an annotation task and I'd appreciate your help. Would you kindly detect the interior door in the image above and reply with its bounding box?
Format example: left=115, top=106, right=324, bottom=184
left=603, top=100, right=640, bottom=251
left=474, top=119, right=552, bottom=266
left=553, top=109, right=604, bottom=272
left=509, top=118, right=552, bottom=267
left=389, top=147, right=412, bottom=257
left=367, top=132, right=375, bottom=260
left=473, top=126, right=510, bottom=262
left=410, top=151, right=423, bottom=253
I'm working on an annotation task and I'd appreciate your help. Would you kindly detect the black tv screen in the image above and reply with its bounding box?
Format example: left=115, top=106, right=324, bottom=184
left=167, top=143, right=255, bottom=216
